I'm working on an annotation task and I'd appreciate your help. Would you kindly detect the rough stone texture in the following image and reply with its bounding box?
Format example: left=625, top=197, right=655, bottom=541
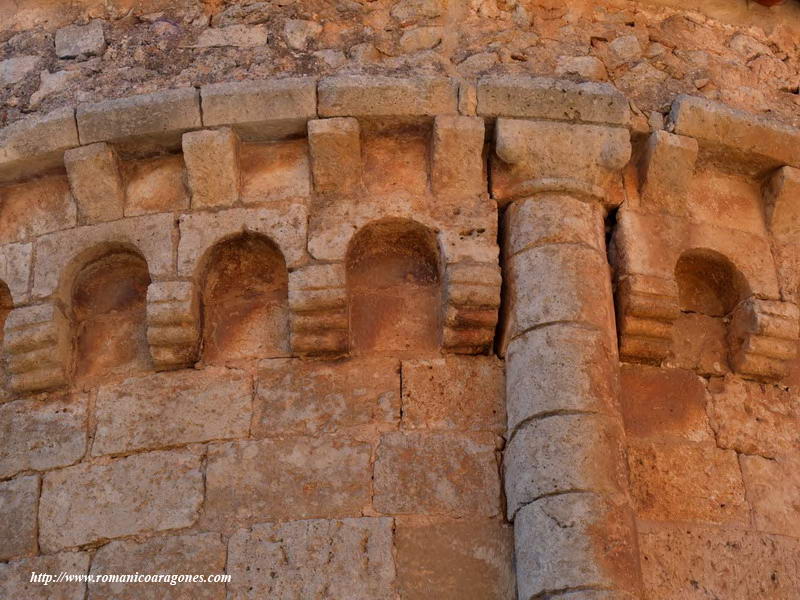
left=89, top=533, right=226, bottom=600
left=0, top=240, right=32, bottom=303
left=254, top=357, right=398, bottom=436
left=182, top=128, right=240, bottom=209
left=55, top=20, right=105, bottom=59
left=318, top=76, right=458, bottom=118
left=740, top=453, right=800, bottom=538
left=395, top=516, right=516, bottom=599
left=515, top=493, right=642, bottom=599
left=619, top=365, right=713, bottom=443
left=39, top=449, right=203, bottom=551
left=627, top=441, right=749, bottom=526
left=401, top=356, right=505, bottom=433
left=77, top=88, right=201, bottom=150
left=64, top=142, right=125, bottom=224
left=227, top=518, right=395, bottom=599
left=0, top=55, right=39, bottom=86
left=505, top=414, right=628, bottom=518
left=123, top=154, right=188, bottom=216
left=196, top=24, right=267, bottom=48
left=0, top=551, right=90, bottom=600
left=0, top=394, right=86, bottom=479
left=431, top=115, right=485, bottom=197
left=373, top=431, right=500, bottom=516
left=201, top=78, right=316, bottom=139
left=0, top=475, right=38, bottom=561
left=639, top=523, right=800, bottom=599
left=93, top=368, right=251, bottom=456
left=204, top=436, right=371, bottom=530
left=0, top=174, right=77, bottom=244
left=764, top=165, right=800, bottom=237
left=707, top=376, right=800, bottom=458
left=307, top=117, right=362, bottom=194
left=667, top=312, right=730, bottom=376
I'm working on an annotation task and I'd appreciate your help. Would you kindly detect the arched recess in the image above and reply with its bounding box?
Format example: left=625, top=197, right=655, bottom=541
left=346, top=218, right=443, bottom=356
left=64, top=245, right=152, bottom=384
left=198, top=232, right=289, bottom=364
left=673, top=248, right=751, bottom=373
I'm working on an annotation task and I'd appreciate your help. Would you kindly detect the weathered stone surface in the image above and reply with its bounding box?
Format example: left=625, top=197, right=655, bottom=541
left=0, top=55, right=39, bottom=86
left=707, top=376, right=800, bottom=458
left=288, top=263, right=348, bottom=355
left=477, top=76, right=630, bottom=125
left=64, top=142, right=124, bottom=223
left=395, top=516, right=516, bottom=599
left=0, top=394, right=86, bottom=479
left=284, top=19, right=322, bottom=50
left=639, top=523, right=800, bottom=599
left=515, top=493, right=642, bottom=599
left=401, top=356, right=505, bottom=432
left=620, top=365, right=713, bottom=442
left=254, top=357, right=398, bottom=436
left=443, top=261, right=501, bottom=354
left=93, top=368, right=251, bottom=456
left=555, top=55, right=608, bottom=80
left=627, top=441, right=748, bottom=526
left=4, top=303, right=66, bottom=394
left=669, top=94, right=800, bottom=172
left=507, top=325, right=617, bottom=433
left=204, top=436, right=371, bottom=530
left=239, top=139, right=310, bottom=204
left=638, top=130, right=698, bottom=215
left=39, top=449, right=203, bottom=551
left=196, top=24, right=267, bottom=48
left=0, top=475, right=38, bottom=560
left=77, top=88, right=201, bottom=150
left=183, top=128, right=240, bottom=209
left=764, top=165, right=800, bottom=237
left=740, top=453, right=800, bottom=538
left=373, top=431, right=500, bottom=516
left=307, top=117, right=362, bottom=194
left=0, top=240, right=33, bottom=303
left=318, top=76, right=458, bottom=118
left=431, top=115, right=485, bottom=197
left=178, top=204, right=307, bottom=274
left=0, top=107, right=77, bottom=182
left=123, top=154, right=188, bottom=216
left=201, top=78, right=316, bottom=139
left=146, top=280, right=199, bottom=370
left=0, top=174, right=77, bottom=244
left=666, top=312, right=729, bottom=376
left=227, top=518, right=395, bottom=599
left=55, top=20, right=105, bottom=59
left=0, top=551, right=89, bottom=600
left=505, top=414, right=627, bottom=518
left=89, top=533, right=226, bottom=600
left=32, top=213, right=174, bottom=299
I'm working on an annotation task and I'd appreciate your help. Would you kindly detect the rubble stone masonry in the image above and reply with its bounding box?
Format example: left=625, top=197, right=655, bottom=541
left=2, top=1, right=800, bottom=599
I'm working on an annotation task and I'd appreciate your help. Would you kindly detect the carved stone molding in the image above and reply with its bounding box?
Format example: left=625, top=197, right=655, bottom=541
left=4, top=304, right=65, bottom=393
left=616, top=274, right=680, bottom=364
left=146, top=282, right=199, bottom=371
left=443, top=262, right=501, bottom=354
left=289, top=264, right=348, bottom=356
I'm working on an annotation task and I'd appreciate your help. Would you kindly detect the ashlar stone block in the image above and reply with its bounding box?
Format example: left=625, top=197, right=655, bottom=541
left=431, top=115, right=485, bottom=197
left=740, top=453, right=800, bottom=538
left=764, top=165, right=800, bottom=238
left=0, top=475, right=38, bottom=561
left=637, top=130, right=698, bottom=216
left=182, top=128, right=240, bottom=209
left=64, top=142, right=125, bottom=224
left=307, top=117, right=362, bottom=194
left=0, top=551, right=89, bottom=600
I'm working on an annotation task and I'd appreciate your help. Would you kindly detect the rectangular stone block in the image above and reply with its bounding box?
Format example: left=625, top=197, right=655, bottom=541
left=77, top=88, right=201, bottom=153
left=239, top=139, right=310, bottom=204
left=401, top=356, right=505, bottom=432
left=254, top=357, right=398, bottom=436
left=638, top=130, right=698, bottom=215
left=4, top=303, right=66, bottom=394
left=477, top=76, right=630, bottom=126
left=33, top=213, right=174, bottom=299
left=0, top=393, right=86, bottom=479
left=64, top=142, right=124, bottom=223
left=123, top=154, right=189, bottom=216
left=89, top=533, right=226, bottom=600
left=201, top=78, right=316, bottom=139
left=431, top=115, right=485, bottom=197
left=395, top=516, right=515, bottom=599
left=0, top=240, right=32, bottom=303
left=55, top=20, right=105, bottom=58
left=183, top=128, right=240, bottom=209
left=227, top=518, right=395, bottom=599
left=0, top=475, right=38, bottom=560
left=373, top=431, right=500, bottom=516
left=0, top=551, right=89, bottom=600
left=318, top=76, right=458, bottom=118
left=146, top=280, right=199, bottom=370
left=669, top=94, right=800, bottom=172
left=204, top=436, right=372, bottom=531
left=627, top=441, right=749, bottom=526
left=93, top=368, right=251, bottom=456
left=307, top=117, right=362, bottom=194
left=0, top=107, right=79, bottom=183
left=0, top=174, right=77, bottom=245
left=740, top=453, right=800, bottom=538
left=764, top=165, right=800, bottom=237
left=39, top=449, right=203, bottom=551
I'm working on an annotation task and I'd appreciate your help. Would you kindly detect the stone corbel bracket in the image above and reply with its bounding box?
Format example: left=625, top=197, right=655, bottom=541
left=443, top=262, right=501, bottom=354
left=728, top=297, right=799, bottom=381
left=146, top=281, right=199, bottom=371
left=4, top=304, right=66, bottom=393
left=288, top=263, right=348, bottom=356
left=615, top=274, right=680, bottom=364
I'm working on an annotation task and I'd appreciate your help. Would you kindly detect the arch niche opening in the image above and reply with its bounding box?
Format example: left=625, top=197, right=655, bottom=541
left=70, top=249, right=152, bottom=383
left=346, top=218, right=443, bottom=356
left=199, top=232, right=289, bottom=364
